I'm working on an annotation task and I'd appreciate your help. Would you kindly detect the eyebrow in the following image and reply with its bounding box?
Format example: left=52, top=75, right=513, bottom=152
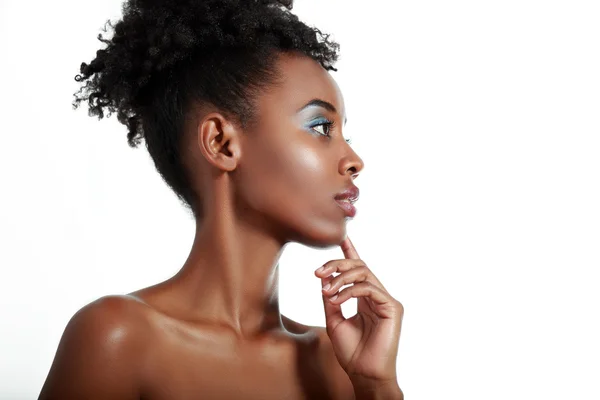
left=297, top=98, right=348, bottom=125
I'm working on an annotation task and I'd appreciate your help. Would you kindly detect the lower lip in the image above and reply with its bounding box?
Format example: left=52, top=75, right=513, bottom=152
left=335, top=199, right=357, bottom=218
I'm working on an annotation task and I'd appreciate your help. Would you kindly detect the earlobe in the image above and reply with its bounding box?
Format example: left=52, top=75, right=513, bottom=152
left=197, top=113, right=241, bottom=172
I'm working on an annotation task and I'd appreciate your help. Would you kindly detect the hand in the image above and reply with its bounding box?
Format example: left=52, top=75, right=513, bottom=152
left=314, top=235, right=403, bottom=386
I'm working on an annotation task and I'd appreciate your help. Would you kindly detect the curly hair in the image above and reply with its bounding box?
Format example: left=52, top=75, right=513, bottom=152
left=73, top=0, right=340, bottom=219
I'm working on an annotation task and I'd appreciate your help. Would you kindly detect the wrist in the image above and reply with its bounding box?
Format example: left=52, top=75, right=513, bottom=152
left=351, top=377, right=403, bottom=400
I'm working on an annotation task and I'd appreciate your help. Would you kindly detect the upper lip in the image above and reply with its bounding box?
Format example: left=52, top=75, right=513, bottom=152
left=334, top=185, right=360, bottom=203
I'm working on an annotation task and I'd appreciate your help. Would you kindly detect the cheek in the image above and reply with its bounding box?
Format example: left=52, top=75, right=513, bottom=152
left=241, top=136, right=334, bottom=215
left=275, top=141, right=333, bottom=199
left=237, top=135, right=346, bottom=244
left=285, top=146, right=326, bottom=185
left=279, top=146, right=346, bottom=243
left=267, top=144, right=343, bottom=235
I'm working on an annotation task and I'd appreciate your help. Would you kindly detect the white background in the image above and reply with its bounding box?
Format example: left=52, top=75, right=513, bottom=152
left=1, top=0, right=599, bottom=398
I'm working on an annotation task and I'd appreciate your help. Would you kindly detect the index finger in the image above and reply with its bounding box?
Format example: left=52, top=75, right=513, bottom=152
left=341, top=235, right=360, bottom=260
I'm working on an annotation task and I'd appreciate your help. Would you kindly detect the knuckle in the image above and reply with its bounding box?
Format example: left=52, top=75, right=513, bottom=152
left=339, top=260, right=357, bottom=271
left=395, top=300, right=404, bottom=313
left=359, top=265, right=370, bottom=274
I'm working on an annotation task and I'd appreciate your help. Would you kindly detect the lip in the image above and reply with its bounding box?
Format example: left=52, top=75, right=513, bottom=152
left=334, top=185, right=360, bottom=202
left=334, top=185, right=359, bottom=217
left=335, top=198, right=357, bottom=217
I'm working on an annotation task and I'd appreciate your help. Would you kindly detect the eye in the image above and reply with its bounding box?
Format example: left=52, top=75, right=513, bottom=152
left=308, top=118, right=351, bottom=144
left=311, top=121, right=334, bottom=137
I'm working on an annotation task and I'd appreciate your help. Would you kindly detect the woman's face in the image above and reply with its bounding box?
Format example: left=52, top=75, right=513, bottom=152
left=236, top=52, right=364, bottom=247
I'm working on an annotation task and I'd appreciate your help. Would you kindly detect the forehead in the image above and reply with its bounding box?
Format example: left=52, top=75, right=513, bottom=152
left=260, top=52, right=345, bottom=118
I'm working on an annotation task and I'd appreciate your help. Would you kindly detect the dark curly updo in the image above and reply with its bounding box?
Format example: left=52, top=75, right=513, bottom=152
left=73, top=0, right=340, bottom=219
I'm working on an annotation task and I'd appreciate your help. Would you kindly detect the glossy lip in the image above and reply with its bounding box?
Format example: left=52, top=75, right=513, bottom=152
left=334, top=185, right=359, bottom=217
left=334, top=185, right=360, bottom=203
left=335, top=198, right=357, bottom=217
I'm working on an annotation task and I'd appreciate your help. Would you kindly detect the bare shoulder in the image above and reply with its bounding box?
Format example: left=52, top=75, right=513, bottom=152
left=38, top=294, right=154, bottom=400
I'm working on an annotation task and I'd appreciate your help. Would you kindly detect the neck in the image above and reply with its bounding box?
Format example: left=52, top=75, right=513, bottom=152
left=169, top=197, right=289, bottom=341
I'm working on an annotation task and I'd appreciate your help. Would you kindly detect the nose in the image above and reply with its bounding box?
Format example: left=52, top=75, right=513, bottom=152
left=338, top=144, right=364, bottom=179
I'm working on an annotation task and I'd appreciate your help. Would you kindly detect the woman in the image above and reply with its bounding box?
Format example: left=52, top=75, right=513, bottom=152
left=38, top=0, right=404, bottom=398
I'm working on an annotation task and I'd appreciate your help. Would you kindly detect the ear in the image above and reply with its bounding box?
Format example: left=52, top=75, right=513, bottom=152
left=196, top=113, right=242, bottom=172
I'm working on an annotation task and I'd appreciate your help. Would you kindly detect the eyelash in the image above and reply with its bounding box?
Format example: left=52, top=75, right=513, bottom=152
left=311, top=120, right=352, bottom=144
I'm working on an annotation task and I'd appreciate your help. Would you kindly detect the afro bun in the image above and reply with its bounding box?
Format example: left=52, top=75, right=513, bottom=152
left=73, top=0, right=340, bottom=218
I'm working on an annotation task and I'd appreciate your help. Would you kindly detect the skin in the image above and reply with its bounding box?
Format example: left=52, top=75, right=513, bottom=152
left=38, top=51, right=400, bottom=400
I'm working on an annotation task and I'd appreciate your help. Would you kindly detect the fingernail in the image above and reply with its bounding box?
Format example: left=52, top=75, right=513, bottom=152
left=316, top=266, right=325, bottom=273
left=330, top=294, right=338, bottom=301
left=322, top=283, right=331, bottom=291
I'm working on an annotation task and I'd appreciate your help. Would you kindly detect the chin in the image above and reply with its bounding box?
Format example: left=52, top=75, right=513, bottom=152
left=291, top=218, right=348, bottom=249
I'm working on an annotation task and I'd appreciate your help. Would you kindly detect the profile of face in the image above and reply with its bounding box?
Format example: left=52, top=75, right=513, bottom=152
left=231, top=52, right=365, bottom=248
